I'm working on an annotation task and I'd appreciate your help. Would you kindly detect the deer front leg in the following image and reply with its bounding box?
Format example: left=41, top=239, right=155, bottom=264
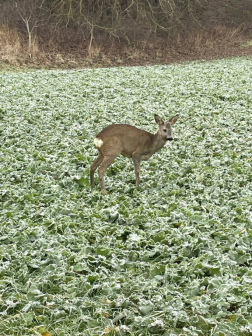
left=132, top=153, right=141, bottom=187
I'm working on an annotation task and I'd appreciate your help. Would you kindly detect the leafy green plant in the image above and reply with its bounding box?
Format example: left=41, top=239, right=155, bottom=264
left=0, top=57, right=252, bottom=335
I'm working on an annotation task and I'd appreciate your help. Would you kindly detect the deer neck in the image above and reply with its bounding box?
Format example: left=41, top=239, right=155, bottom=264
left=151, top=132, right=166, bottom=153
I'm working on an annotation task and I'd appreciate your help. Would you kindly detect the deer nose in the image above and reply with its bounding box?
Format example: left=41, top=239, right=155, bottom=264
left=167, top=137, right=173, bottom=141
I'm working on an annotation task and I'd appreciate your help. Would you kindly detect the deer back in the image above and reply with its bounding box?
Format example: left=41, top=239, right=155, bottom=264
left=94, top=124, right=155, bottom=158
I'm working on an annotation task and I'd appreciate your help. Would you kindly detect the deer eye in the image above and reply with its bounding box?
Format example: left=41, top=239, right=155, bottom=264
left=163, top=129, right=167, bottom=132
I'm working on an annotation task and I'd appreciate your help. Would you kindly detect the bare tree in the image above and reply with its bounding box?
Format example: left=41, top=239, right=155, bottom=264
left=14, top=0, right=47, bottom=57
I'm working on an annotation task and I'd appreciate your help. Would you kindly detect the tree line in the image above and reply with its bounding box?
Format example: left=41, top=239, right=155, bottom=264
left=1, top=0, right=252, bottom=54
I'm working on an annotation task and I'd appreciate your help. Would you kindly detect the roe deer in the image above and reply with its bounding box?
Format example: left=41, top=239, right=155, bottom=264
left=90, top=114, right=179, bottom=193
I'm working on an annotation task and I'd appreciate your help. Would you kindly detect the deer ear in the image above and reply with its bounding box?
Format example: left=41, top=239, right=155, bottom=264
left=168, top=114, right=179, bottom=125
left=154, top=114, right=164, bottom=125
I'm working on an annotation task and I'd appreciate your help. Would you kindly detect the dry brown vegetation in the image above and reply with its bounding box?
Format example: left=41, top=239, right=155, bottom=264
left=0, top=0, right=252, bottom=69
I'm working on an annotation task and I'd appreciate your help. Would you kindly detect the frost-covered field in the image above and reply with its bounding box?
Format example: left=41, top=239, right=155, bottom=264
left=0, top=58, right=252, bottom=336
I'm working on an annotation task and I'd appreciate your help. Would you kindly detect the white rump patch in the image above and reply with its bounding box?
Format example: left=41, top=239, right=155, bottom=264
left=94, top=137, right=103, bottom=148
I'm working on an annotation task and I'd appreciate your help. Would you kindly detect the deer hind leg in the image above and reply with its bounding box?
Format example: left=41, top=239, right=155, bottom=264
left=98, top=155, right=117, bottom=193
left=90, top=152, right=104, bottom=187
left=132, top=152, right=141, bottom=187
